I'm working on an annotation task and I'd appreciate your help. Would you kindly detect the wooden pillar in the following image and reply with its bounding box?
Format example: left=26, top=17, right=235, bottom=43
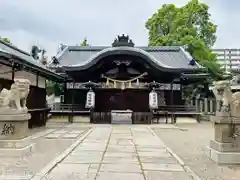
left=170, top=81, right=174, bottom=123
left=36, top=72, right=39, bottom=87
left=63, top=81, right=67, bottom=103
left=11, top=60, right=15, bottom=81
left=69, top=81, right=75, bottom=123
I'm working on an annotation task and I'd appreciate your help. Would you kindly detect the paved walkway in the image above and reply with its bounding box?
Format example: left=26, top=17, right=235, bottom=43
left=43, top=125, right=193, bottom=180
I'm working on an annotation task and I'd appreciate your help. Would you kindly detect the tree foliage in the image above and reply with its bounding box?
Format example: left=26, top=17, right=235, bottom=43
left=80, top=38, right=89, bottom=46
left=45, top=80, right=64, bottom=96
left=145, top=0, right=223, bottom=80
left=31, top=45, right=42, bottom=60
left=40, top=49, right=48, bottom=65
left=0, top=37, right=11, bottom=44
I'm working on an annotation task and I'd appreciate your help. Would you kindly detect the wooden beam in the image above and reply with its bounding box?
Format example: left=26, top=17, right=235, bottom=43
left=36, top=72, right=39, bottom=87
left=11, top=60, right=15, bottom=81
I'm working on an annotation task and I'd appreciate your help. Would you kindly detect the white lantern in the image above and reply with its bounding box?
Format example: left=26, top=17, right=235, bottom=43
left=149, top=90, right=158, bottom=109
left=85, top=89, right=95, bottom=108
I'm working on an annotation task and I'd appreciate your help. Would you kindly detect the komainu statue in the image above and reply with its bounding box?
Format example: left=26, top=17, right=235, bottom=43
left=212, top=80, right=240, bottom=116
left=0, top=79, right=30, bottom=112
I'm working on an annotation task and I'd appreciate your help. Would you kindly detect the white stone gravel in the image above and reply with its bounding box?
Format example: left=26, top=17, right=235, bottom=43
left=152, top=122, right=240, bottom=180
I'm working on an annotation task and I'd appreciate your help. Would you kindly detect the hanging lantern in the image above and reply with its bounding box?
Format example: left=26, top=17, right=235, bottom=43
left=149, top=89, right=158, bottom=109
left=85, top=89, right=95, bottom=108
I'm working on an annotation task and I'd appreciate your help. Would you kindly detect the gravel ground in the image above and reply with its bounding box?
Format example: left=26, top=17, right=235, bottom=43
left=0, top=123, right=91, bottom=177
left=152, top=122, right=240, bottom=180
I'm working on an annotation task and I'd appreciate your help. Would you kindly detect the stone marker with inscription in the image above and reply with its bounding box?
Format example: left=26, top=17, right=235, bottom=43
left=0, top=78, right=34, bottom=156
left=206, top=80, right=240, bottom=164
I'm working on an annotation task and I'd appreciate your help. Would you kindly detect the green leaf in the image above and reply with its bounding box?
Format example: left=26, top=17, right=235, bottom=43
left=145, top=0, right=221, bottom=80
left=0, top=37, right=11, bottom=44
left=80, top=38, right=89, bottom=46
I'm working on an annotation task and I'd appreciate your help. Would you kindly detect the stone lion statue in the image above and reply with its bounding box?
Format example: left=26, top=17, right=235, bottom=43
left=213, top=80, right=240, bottom=116
left=0, top=78, right=30, bottom=112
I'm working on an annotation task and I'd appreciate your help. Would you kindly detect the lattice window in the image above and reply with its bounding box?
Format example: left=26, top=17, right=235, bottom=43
left=158, top=91, right=165, bottom=106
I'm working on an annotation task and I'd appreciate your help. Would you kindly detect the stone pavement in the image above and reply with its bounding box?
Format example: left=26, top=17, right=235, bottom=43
left=42, top=125, right=193, bottom=180
left=0, top=123, right=91, bottom=180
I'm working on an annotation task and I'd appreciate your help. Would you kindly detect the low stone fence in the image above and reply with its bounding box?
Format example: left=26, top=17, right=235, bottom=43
left=189, top=98, right=216, bottom=119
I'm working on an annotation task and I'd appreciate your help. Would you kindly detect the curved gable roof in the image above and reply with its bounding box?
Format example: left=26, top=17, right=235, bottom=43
left=54, top=45, right=203, bottom=72
left=66, top=46, right=175, bottom=70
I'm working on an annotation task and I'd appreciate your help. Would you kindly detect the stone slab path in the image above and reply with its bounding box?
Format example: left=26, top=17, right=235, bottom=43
left=43, top=125, right=193, bottom=180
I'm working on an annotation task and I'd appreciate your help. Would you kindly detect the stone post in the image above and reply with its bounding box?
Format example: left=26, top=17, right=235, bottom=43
left=195, top=98, right=199, bottom=112
left=190, top=99, right=194, bottom=106
left=216, top=100, right=221, bottom=112
left=204, top=98, right=208, bottom=114
left=206, top=80, right=240, bottom=164
left=209, top=99, right=214, bottom=113
left=200, top=99, right=204, bottom=112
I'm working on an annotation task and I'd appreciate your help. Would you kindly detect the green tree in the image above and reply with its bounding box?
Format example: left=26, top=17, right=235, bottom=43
left=145, top=0, right=223, bottom=80
left=45, top=80, right=64, bottom=96
left=31, top=45, right=41, bottom=60
left=0, top=37, right=11, bottom=44
left=40, top=49, right=48, bottom=65
left=80, top=38, right=89, bottom=46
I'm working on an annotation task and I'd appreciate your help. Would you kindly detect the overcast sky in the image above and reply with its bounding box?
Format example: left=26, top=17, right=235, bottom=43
left=0, top=0, right=239, bottom=57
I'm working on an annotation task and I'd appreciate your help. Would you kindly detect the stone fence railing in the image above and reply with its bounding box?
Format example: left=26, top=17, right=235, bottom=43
left=189, top=98, right=216, bottom=116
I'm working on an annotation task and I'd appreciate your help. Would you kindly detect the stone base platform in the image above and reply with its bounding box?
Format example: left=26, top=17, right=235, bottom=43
left=206, top=139, right=240, bottom=164
left=0, top=111, right=33, bottom=156
left=205, top=146, right=240, bottom=164
left=0, top=112, right=31, bottom=140
left=0, top=136, right=35, bottom=157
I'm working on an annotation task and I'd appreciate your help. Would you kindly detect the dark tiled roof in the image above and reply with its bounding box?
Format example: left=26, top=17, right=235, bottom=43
left=0, top=40, right=44, bottom=67
left=0, top=40, right=64, bottom=81
left=54, top=45, right=203, bottom=71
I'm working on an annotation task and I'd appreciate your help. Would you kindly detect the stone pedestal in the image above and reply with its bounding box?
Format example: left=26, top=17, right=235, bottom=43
left=111, top=110, right=133, bottom=124
left=0, top=109, right=34, bottom=156
left=206, top=112, right=240, bottom=164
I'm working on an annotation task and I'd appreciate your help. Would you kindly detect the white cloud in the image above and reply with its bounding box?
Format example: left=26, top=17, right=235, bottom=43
left=0, top=0, right=239, bottom=56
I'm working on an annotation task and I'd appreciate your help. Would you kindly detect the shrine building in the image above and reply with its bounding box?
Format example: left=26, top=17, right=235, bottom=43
left=50, top=34, right=207, bottom=124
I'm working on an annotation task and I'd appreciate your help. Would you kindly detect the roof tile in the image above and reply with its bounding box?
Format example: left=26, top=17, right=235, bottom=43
left=55, top=45, right=202, bottom=70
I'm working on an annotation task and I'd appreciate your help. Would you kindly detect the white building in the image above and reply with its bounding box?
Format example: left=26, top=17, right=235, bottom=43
left=213, top=49, right=240, bottom=72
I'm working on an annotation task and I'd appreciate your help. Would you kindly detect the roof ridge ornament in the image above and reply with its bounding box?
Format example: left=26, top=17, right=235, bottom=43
left=112, top=34, right=135, bottom=47
left=188, top=58, right=197, bottom=66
